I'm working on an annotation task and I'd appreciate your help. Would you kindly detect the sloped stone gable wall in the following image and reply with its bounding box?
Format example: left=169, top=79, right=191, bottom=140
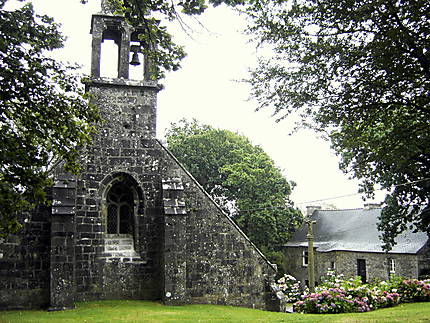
left=159, top=143, right=276, bottom=309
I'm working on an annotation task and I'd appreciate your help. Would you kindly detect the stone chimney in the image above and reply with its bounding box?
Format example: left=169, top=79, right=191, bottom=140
left=306, top=205, right=322, bottom=217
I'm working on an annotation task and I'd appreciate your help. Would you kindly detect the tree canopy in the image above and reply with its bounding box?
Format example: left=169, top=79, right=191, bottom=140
left=241, top=0, right=430, bottom=249
left=166, top=119, right=303, bottom=264
left=0, top=1, right=100, bottom=234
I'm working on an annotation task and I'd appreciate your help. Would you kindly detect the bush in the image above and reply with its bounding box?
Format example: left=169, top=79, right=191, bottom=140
left=398, top=279, right=430, bottom=302
left=276, top=274, right=302, bottom=302
left=295, top=288, right=358, bottom=314
left=293, top=271, right=430, bottom=314
left=295, top=271, right=401, bottom=314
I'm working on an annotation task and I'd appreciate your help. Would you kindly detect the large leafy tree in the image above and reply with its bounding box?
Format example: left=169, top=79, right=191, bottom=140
left=0, top=1, right=99, bottom=234
left=241, top=0, right=430, bottom=249
left=166, top=119, right=303, bottom=263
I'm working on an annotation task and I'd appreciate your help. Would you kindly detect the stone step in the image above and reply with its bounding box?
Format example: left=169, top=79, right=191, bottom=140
left=105, top=244, right=136, bottom=251
left=105, top=238, right=134, bottom=246
left=100, top=250, right=141, bottom=258
left=98, top=255, right=146, bottom=264
left=102, top=234, right=143, bottom=262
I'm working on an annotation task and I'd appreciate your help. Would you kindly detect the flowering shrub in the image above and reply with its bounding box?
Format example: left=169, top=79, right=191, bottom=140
left=398, top=279, right=430, bottom=302
left=294, top=288, right=400, bottom=313
left=291, top=271, right=430, bottom=314
left=319, top=270, right=344, bottom=288
left=368, top=287, right=400, bottom=309
left=295, top=288, right=357, bottom=314
left=295, top=271, right=401, bottom=314
left=276, top=274, right=302, bottom=302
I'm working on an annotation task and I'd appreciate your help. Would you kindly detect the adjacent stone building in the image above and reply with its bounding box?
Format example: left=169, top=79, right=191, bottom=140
left=283, top=206, right=430, bottom=288
left=0, top=5, right=276, bottom=310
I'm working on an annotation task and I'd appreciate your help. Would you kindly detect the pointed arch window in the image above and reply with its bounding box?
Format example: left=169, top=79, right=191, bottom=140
left=106, top=182, right=134, bottom=234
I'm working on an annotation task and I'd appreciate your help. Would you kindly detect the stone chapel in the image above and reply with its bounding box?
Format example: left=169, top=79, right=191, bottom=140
left=0, top=3, right=277, bottom=311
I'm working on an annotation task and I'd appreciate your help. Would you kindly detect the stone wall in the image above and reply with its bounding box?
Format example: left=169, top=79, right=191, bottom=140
left=0, top=204, right=51, bottom=309
left=72, top=78, right=163, bottom=302
left=159, top=143, right=276, bottom=308
left=283, top=247, right=309, bottom=288
left=322, top=251, right=419, bottom=282
left=418, top=243, right=430, bottom=278
left=0, top=74, right=277, bottom=311
left=284, top=246, right=421, bottom=288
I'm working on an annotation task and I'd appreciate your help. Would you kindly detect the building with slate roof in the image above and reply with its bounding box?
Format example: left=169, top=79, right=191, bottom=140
left=283, top=205, right=430, bottom=287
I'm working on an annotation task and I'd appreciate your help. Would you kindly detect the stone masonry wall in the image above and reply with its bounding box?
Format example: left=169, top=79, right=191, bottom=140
left=0, top=204, right=51, bottom=310
left=319, top=251, right=419, bottom=282
left=78, top=78, right=276, bottom=309
left=418, top=244, right=430, bottom=278
left=284, top=246, right=420, bottom=289
left=158, top=143, right=277, bottom=309
left=282, top=247, right=309, bottom=288
left=73, top=78, right=163, bottom=302
left=0, top=76, right=277, bottom=310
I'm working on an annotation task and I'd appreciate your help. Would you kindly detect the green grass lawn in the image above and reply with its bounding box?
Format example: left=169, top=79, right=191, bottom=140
left=1, top=300, right=430, bottom=323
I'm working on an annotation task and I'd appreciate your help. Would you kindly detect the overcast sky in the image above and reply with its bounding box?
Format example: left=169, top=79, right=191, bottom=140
left=7, top=0, right=386, bottom=211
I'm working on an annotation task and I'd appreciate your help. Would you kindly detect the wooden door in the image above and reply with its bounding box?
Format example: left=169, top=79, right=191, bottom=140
left=357, top=258, right=367, bottom=283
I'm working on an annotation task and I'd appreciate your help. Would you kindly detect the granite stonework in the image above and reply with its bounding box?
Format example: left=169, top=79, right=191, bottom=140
left=0, top=10, right=277, bottom=311
left=284, top=246, right=430, bottom=289
left=0, top=204, right=51, bottom=310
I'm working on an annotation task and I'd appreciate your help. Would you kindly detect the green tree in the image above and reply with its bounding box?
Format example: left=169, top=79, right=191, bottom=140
left=0, top=1, right=100, bottom=235
left=166, top=119, right=302, bottom=264
left=239, top=0, right=430, bottom=249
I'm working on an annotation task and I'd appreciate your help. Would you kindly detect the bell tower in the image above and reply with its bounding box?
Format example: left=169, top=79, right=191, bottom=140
left=65, top=1, right=163, bottom=304
left=86, top=1, right=160, bottom=138
left=89, top=1, right=155, bottom=81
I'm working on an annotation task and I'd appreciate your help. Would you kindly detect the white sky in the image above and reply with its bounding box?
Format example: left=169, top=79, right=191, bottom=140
left=6, top=0, right=385, bottom=212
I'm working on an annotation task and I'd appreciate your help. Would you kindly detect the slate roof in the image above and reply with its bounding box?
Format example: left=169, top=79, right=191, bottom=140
left=284, top=208, right=428, bottom=254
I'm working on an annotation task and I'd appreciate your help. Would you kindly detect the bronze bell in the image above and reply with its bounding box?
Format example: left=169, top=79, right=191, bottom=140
left=130, top=51, right=141, bottom=66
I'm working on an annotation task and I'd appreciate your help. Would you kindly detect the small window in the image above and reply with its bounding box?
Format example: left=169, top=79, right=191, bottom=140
left=330, top=261, right=336, bottom=270
left=389, top=258, right=396, bottom=274
left=302, top=250, right=308, bottom=266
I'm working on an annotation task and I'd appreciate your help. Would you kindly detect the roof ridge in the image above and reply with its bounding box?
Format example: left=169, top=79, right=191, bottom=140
left=316, top=207, right=382, bottom=212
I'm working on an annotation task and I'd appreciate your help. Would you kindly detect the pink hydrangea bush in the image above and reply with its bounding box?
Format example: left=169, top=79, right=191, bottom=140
left=294, top=288, right=400, bottom=314
left=295, top=288, right=357, bottom=314
left=294, top=271, right=401, bottom=314
left=398, top=279, right=430, bottom=302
